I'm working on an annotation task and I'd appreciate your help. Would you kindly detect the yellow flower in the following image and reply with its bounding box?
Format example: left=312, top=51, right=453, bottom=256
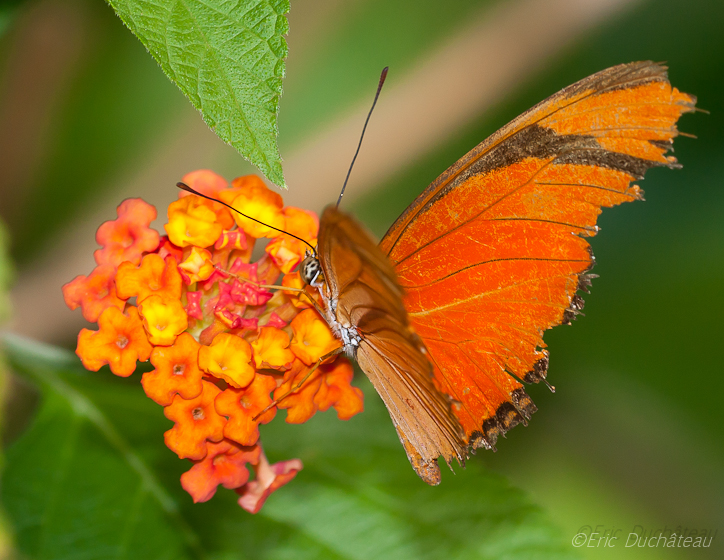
left=178, top=247, right=215, bottom=283
left=290, top=309, right=342, bottom=365
left=251, top=327, right=295, bottom=370
left=198, top=332, right=255, bottom=388
left=138, top=294, right=188, bottom=346
left=165, top=196, right=223, bottom=248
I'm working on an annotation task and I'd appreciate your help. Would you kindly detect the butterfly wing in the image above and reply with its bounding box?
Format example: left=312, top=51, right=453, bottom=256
left=317, top=206, right=467, bottom=484
left=379, top=61, right=696, bottom=449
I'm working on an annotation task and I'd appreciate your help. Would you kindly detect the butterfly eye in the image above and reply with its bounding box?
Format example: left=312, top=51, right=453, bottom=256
left=300, top=255, right=322, bottom=286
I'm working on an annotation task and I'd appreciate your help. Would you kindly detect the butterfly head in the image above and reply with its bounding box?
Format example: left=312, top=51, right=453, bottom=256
left=300, top=251, right=324, bottom=287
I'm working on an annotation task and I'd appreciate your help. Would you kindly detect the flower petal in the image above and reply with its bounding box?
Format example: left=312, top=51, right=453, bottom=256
left=251, top=327, right=294, bottom=371
left=94, top=199, right=160, bottom=267
left=178, top=247, right=215, bottom=284
left=236, top=451, right=303, bottom=514
left=138, top=294, right=188, bottom=346
left=228, top=176, right=284, bottom=238
left=198, top=332, right=255, bottom=388
left=142, top=332, right=204, bottom=406
left=314, top=359, right=364, bottom=420
left=116, top=254, right=182, bottom=303
left=165, top=196, right=223, bottom=248
left=76, top=306, right=151, bottom=377
left=215, top=373, right=277, bottom=446
left=290, top=309, right=342, bottom=365
left=274, top=360, right=323, bottom=424
left=62, top=263, right=125, bottom=322
left=180, top=440, right=260, bottom=503
left=164, top=380, right=225, bottom=460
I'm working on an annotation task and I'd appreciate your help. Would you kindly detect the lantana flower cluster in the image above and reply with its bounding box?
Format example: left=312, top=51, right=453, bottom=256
left=62, top=170, right=363, bottom=513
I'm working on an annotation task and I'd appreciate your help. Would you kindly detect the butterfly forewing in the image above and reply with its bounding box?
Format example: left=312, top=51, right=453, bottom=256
left=379, top=61, right=696, bottom=449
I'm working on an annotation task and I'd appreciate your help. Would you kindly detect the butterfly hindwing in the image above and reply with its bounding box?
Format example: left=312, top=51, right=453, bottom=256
left=317, top=207, right=467, bottom=482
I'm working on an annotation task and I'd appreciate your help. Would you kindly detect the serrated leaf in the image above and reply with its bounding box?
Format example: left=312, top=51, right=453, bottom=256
left=107, top=0, right=289, bottom=187
left=3, top=335, right=576, bottom=559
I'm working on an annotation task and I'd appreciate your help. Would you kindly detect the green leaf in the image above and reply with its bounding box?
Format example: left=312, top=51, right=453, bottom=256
left=107, top=0, right=289, bottom=187
left=2, top=335, right=200, bottom=560
left=3, top=335, right=575, bottom=559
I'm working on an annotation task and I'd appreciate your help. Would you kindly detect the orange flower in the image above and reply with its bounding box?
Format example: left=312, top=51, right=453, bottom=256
left=116, top=254, right=182, bottom=303
left=274, top=360, right=323, bottom=424
left=236, top=451, right=303, bottom=514
left=62, top=263, right=126, bottom=322
left=178, top=247, right=215, bottom=284
left=178, top=170, right=235, bottom=230
left=266, top=207, right=318, bottom=273
left=198, top=332, right=255, bottom=388
left=165, top=196, right=223, bottom=248
left=76, top=306, right=151, bottom=377
left=274, top=358, right=364, bottom=424
left=164, top=380, right=225, bottom=460
left=156, top=236, right=184, bottom=262
left=251, top=327, right=294, bottom=371
left=179, top=169, right=228, bottom=199
left=313, top=359, right=364, bottom=420
left=65, top=171, right=364, bottom=513
left=138, top=295, right=188, bottom=346
left=215, top=373, right=277, bottom=446
left=180, top=440, right=261, bottom=503
left=142, top=333, right=204, bottom=406
left=228, top=175, right=284, bottom=238
left=290, top=309, right=342, bottom=365
left=94, top=199, right=160, bottom=267
left=281, top=271, right=313, bottom=310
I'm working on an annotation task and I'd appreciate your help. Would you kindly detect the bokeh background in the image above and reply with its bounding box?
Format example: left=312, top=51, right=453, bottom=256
left=1, top=0, right=722, bottom=558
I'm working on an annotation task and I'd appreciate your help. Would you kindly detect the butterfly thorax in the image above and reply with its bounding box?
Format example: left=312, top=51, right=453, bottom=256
left=300, top=253, right=362, bottom=357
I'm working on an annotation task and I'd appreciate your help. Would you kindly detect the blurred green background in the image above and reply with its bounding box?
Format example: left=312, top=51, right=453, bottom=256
left=0, top=0, right=722, bottom=558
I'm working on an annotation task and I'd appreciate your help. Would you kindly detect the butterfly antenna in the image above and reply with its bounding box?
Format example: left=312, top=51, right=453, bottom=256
left=336, top=66, right=389, bottom=208
left=176, top=182, right=317, bottom=254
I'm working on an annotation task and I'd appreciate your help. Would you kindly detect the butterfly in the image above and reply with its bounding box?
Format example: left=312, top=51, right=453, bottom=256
left=297, top=61, right=696, bottom=484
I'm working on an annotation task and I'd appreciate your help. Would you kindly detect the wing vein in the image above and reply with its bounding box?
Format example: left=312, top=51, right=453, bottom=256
left=402, top=257, right=588, bottom=290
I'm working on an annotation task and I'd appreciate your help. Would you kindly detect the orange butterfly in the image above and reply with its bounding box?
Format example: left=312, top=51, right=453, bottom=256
left=298, top=61, right=696, bottom=484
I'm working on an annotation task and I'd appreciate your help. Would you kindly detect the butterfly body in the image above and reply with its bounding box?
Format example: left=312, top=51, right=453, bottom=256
left=301, top=62, right=696, bottom=484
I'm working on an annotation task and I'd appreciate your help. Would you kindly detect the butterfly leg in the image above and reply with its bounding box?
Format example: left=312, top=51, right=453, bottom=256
left=252, top=347, right=345, bottom=421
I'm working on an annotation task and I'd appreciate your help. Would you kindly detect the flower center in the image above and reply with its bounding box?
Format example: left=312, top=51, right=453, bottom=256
left=116, top=335, right=129, bottom=349
left=173, top=364, right=186, bottom=376
left=192, top=407, right=205, bottom=420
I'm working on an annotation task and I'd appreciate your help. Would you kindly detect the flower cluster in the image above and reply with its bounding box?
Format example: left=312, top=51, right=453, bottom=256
left=63, top=170, right=363, bottom=513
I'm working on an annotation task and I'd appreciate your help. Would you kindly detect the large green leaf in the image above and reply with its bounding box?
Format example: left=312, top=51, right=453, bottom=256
left=3, top=334, right=575, bottom=559
left=107, top=0, right=289, bottom=187
left=2, top=336, right=200, bottom=560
